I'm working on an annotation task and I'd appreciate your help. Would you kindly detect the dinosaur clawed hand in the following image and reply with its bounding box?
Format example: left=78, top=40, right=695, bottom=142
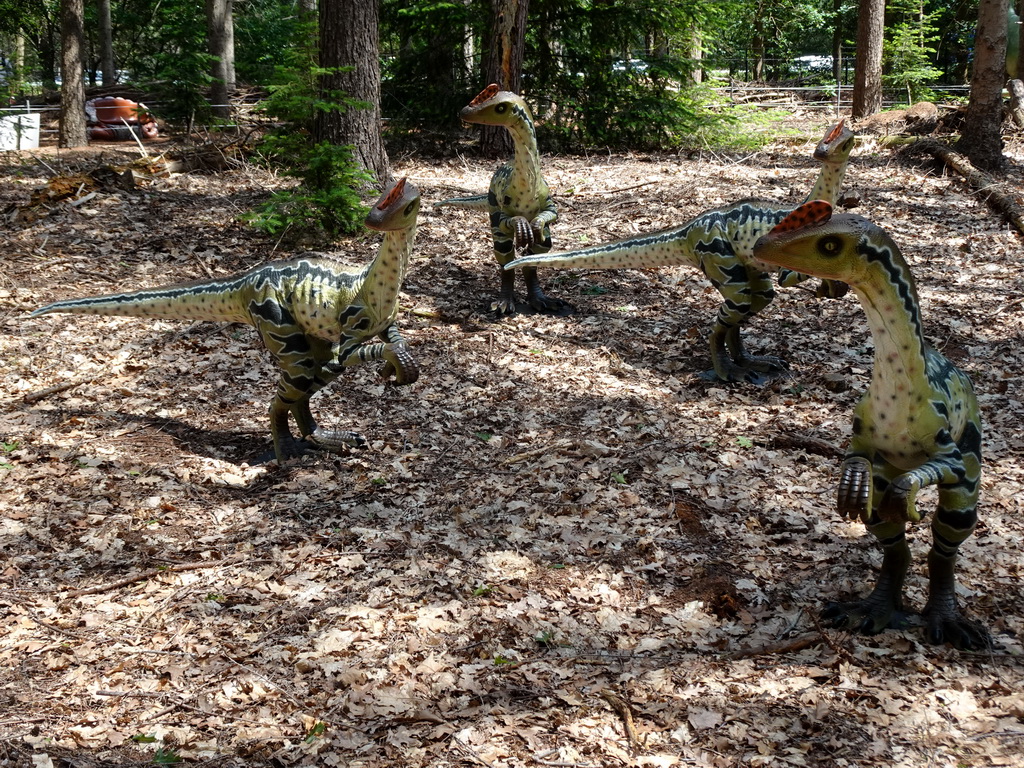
left=877, top=474, right=922, bottom=523
left=379, top=343, right=420, bottom=385
left=837, top=457, right=872, bottom=522
left=511, top=216, right=542, bottom=253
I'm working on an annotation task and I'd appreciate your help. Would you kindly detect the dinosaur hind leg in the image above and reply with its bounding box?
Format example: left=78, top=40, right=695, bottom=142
left=522, top=265, right=572, bottom=316
left=264, top=368, right=365, bottom=463
left=704, top=272, right=785, bottom=384
left=923, top=490, right=989, bottom=650
left=821, top=517, right=912, bottom=635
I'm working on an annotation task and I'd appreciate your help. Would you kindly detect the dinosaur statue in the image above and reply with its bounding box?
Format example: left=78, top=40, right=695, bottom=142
left=752, top=200, right=988, bottom=650
left=31, top=178, right=422, bottom=463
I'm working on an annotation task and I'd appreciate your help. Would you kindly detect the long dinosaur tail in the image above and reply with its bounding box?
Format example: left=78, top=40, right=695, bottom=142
left=434, top=193, right=490, bottom=211
left=31, top=274, right=252, bottom=324
left=506, top=227, right=693, bottom=272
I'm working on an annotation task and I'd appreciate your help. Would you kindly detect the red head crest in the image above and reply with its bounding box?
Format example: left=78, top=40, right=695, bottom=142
left=377, top=178, right=407, bottom=210
left=469, top=84, right=501, bottom=106
left=769, top=200, right=833, bottom=236
left=824, top=118, right=846, bottom=142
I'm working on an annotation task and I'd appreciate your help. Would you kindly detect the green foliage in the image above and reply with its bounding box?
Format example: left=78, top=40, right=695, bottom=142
left=883, top=0, right=942, bottom=104
left=153, top=747, right=181, bottom=765
left=380, top=0, right=483, bottom=129
left=246, top=140, right=371, bottom=239
left=245, top=33, right=372, bottom=242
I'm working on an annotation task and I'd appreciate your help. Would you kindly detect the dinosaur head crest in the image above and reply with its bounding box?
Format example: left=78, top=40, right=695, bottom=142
left=377, top=178, right=407, bottom=211
left=824, top=118, right=846, bottom=142
left=769, top=200, right=833, bottom=236
left=469, top=84, right=501, bottom=107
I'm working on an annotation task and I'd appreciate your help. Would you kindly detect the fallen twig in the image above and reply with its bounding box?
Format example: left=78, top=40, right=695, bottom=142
left=63, top=553, right=256, bottom=598
left=598, top=688, right=641, bottom=748
left=729, top=631, right=823, bottom=659
left=21, top=377, right=92, bottom=404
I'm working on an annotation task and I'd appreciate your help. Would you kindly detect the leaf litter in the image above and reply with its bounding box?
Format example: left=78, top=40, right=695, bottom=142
left=1, top=117, right=1023, bottom=767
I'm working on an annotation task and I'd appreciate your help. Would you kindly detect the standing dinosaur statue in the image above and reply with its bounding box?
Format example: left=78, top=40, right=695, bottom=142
left=752, top=201, right=988, bottom=650
left=31, top=178, right=423, bottom=464
left=505, top=120, right=857, bottom=383
left=435, top=84, right=570, bottom=316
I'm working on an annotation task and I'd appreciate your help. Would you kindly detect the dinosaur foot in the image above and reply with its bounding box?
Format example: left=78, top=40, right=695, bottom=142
left=821, top=597, right=909, bottom=636
left=489, top=296, right=519, bottom=317
left=252, top=436, right=318, bottom=465
left=306, top=428, right=367, bottom=455
left=527, top=295, right=574, bottom=317
left=697, top=365, right=791, bottom=386
left=923, top=599, right=991, bottom=651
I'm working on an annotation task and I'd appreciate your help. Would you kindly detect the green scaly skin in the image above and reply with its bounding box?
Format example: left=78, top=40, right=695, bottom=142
left=31, top=179, right=422, bottom=464
left=752, top=201, right=988, bottom=651
left=436, top=84, right=569, bottom=316
left=505, top=120, right=856, bottom=383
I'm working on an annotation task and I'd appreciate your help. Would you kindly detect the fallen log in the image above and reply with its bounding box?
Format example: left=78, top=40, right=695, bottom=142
left=917, top=139, right=1024, bottom=236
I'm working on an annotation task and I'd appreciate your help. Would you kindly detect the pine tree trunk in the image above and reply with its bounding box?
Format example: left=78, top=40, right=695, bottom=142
left=852, top=0, right=884, bottom=118
left=59, top=0, right=88, bottom=148
left=314, top=0, right=391, bottom=184
left=480, top=0, right=528, bottom=157
left=207, top=0, right=235, bottom=119
left=99, top=0, right=114, bottom=85
left=1017, top=0, right=1024, bottom=80
left=958, top=0, right=1007, bottom=173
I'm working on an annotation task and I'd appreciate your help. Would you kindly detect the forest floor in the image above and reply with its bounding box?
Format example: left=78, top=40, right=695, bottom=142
left=1, top=112, right=1023, bottom=768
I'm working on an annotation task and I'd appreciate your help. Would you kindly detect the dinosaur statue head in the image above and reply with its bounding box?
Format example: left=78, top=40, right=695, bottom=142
left=459, top=83, right=532, bottom=127
left=365, top=177, right=421, bottom=232
left=813, top=118, right=856, bottom=165
left=753, top=201, right=894, bottom=285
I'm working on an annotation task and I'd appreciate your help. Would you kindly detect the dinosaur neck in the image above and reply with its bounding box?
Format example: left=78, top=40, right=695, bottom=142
left=359, top=225, right=417, bottom=321
left=853, top=246, right=930, bottom=398
left=508, top=110, right=543, bottom=190
left=804, top=158, right=849, bottom=206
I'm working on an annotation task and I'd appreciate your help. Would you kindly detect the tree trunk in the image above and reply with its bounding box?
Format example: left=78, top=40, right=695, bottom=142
left=314, top=0, right=391, bottom=184
left=1017, top=0, right=1024, bottom=79
left=98, top=0, right=114, bottom=85
left=207, top=0, right=236, bottom=119
left=1009, top=77, right=1024, bottom=126
left=958, top=0, right=1007, bottom=173
left=59, top=0, right=88, bottom=148
left=480, top=0, right=528, bottom=157
left=852, top=0, right=884, bottom=118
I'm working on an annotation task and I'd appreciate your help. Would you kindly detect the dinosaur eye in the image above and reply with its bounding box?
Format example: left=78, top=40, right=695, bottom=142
left=404, top=201, right=417, bottom=217
left=841, top=138, right=854, bottom=152
left=495, top=104, right=508, bottom=113
left=817, top=235, right=842, bottom=256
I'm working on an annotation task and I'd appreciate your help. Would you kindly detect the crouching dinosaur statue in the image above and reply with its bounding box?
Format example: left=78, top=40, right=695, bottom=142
left=506, top=120, right=856, bottom=383
left=435, top=84, right=570, bottom=316
left=752, top=200, right=988, bottom=650
left=31, top=178, right=423, bottom=464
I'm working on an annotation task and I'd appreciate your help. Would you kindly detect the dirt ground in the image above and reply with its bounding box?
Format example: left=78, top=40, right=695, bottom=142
left=1, top=113, right=1023, bottom=768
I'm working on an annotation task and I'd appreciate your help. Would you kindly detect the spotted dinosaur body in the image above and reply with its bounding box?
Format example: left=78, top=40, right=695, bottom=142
left=506, top=121, right=856, bottom=383
left=31, top=179, right=422, bottom=464
left=753, top=201, right=987, bottom=650
left=436, top=84, right=569, bottom=316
